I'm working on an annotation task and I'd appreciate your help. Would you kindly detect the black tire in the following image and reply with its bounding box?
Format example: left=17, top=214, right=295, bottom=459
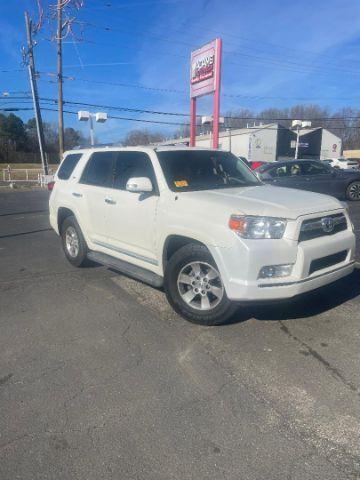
left=60, top=215, right=88, bottom=267
left=164, top=243, right=237, bottom=325
left=346, top=181, right=360, bottom=201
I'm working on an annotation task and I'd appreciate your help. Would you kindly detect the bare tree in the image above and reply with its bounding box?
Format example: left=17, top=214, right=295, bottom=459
left=121, top=129, right=166, bottom=146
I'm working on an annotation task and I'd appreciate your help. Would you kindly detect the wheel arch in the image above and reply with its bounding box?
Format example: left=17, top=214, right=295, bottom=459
left=57, top=207, right=76, bottom=233
left=162, top=235, right=209, bottom=271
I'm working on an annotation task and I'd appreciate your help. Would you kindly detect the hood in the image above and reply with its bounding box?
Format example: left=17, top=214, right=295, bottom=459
left=337, top=169, right=360, bottom=178
left=180, top=184, right=343, bottom=219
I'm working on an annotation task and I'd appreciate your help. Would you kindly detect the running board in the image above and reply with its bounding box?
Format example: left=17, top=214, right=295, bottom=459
left=87, top=251, right=163, bottom=288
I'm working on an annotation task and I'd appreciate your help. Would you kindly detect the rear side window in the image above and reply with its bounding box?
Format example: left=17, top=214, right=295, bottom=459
left=113, top=152, right=156, bottom=190
left=57, top=153, right=82, bottom=180
left=80, top=152, right=114, bottom=187
left=302, top=162, right=330, bottom=175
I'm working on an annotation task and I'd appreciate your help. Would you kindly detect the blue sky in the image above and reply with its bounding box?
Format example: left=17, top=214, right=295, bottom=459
left=1, top=0, right=360, bottom=143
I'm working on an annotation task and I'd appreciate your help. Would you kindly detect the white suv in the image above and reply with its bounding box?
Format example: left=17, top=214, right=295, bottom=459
left=49, top=147, right=356, bottom=325
left=323, top=157, right=360, bottom=170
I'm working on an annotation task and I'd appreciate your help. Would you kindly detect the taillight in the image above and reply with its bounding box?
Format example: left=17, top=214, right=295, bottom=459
left=47, top=181, right=55, bottom=191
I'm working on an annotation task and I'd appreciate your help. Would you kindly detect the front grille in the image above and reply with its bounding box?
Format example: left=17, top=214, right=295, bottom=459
left=309, top=250, right=347, bottom=275
left=299, top=213, right=347, bottom=242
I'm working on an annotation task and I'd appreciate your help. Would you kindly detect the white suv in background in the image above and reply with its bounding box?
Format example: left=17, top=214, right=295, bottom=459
left=49, top=147, right=356, bottom=325
left=323, top=157, right=360, bottom=170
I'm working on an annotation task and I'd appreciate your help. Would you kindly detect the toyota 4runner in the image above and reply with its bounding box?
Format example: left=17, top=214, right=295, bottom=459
left=49, top=147, right=356, bottom=325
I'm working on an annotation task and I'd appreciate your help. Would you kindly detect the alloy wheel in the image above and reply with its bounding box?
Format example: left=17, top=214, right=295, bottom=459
left=349, top=182, right=360, bottom=200
left=177, top=261, right=224, bottom=311
left=65, top=226, right=80, bottom=258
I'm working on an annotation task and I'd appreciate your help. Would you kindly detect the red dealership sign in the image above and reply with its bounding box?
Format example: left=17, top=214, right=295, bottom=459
left=190, top=39, right=219, bottom=98
left=190, top=39, right=222, bottom=148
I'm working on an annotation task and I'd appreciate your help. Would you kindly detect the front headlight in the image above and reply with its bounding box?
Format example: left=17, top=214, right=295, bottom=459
left=229, top=215, right=287, bottom=239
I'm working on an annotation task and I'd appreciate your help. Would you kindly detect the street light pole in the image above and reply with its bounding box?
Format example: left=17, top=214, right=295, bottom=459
left=295, top=125, right=300, bottom=160
left=78, top=111, right=107, bottom=145
left=227, top=128, right=232, bottom=152
left=89, top=115, right=95, bottom=146
left=292, top=120, right=312, bottom=160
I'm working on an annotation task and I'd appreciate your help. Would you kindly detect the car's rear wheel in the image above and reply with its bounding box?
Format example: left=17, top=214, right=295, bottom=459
left=61, top=216, right=88, bottom=267
left=164, top=243, right=237, bottom=325
left=346, top=181, right=360, bottom=201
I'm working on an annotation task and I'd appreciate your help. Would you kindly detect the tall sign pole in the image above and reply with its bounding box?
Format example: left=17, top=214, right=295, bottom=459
left=212, top=38, right=222, bottom=149
left=24, top=11, right=48, bottom=175
left=190, top=98, right=196, bottom=147
left=190, top=38, right=222, bottom=148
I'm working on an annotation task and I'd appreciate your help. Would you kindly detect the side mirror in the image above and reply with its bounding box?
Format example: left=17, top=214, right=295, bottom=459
left=126, top=177, right=153, bottom=193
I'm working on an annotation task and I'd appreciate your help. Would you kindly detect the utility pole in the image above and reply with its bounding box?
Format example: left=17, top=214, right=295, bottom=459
left=24, top=11, right=48, bottom=175
left=57, top=0, right=64, bottom=158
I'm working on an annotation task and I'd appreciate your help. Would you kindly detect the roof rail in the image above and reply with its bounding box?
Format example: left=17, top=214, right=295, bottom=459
left=70, top=142, right=117, bottom=150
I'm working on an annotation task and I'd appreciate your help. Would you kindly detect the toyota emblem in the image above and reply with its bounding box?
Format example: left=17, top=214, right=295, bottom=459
left=321, top=217, right=334, bottom=233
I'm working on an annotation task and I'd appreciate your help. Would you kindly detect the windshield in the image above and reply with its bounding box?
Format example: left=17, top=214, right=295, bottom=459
left=157, top=150, right=261, bottom=192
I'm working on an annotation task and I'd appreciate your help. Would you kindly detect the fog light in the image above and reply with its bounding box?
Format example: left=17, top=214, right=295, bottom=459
left=258, top=264, right=293, bottom=279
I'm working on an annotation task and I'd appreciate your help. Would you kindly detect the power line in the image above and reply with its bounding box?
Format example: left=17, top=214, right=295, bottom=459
left=33, top=109, right=360, bottom=131
left=4, top=105, right=360, bottom=131
left=0, top=68, right=26, bottom=73
left=82, top=3, right=354, bottom=69
left=37, top=72, right=360, bottom=102
left=39, top=96, right=360, bottom=122
left=52, top=33, right=357, bottom=79
left=74, top=20, right=360, bottom=77
left=4, top=93, right=360, bottom=123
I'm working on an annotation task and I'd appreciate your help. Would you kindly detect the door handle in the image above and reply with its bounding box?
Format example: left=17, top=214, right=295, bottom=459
left=72, top=192, right=82, bottom=198
left=105, top=197, right=116, bottom=205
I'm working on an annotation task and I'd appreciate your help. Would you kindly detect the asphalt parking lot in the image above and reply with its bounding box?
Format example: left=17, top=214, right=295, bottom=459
left=1, top=189, right=360, bottom=480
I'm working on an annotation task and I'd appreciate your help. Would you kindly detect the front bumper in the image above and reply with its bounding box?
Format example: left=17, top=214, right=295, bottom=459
left=210, top=229, right=356, bottom=301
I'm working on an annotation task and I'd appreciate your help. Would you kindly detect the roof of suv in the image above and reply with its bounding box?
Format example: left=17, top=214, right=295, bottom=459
left=65, top=145, right=221, bottom=155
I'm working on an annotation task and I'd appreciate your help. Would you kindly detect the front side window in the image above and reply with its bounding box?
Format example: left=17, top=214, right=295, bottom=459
left=80, top=152, right=114, bottom=187
left=157, top=150, right=260, bottom=192
left=288, top=163, right=302, bottom=176
left=267, top=165, right=287, bottom=178
left=57, top=153, right=82, bottom=180
left=113, top=152, right=156, bottom=190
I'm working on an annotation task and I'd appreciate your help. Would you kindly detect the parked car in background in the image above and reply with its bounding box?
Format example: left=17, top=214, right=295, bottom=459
left=323, top=157, right=359, bottom=170
left=249, top=160, right=267, bottom=170
left=237, top=156, right=250, bottom=167
left=344, top=157, right=360, bottom=168
left=257, top=159, right=360, bottom=200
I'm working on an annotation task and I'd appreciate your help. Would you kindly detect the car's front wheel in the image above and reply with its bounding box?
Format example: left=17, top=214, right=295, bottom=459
left=61, top=215, right=88, bottom=267
left=164, top=243, right=237, bottom=325
left=346, top=181, right=360, bottom=201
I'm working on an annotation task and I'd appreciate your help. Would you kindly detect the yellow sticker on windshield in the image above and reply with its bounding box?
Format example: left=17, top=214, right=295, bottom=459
left=174, top=180, right=188, bottom=187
